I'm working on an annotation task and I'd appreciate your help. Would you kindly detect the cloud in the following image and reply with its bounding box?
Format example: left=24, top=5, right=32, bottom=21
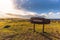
left=6, top=10, right=37, bottom=19
left=39, top=12, right=60, bottom=19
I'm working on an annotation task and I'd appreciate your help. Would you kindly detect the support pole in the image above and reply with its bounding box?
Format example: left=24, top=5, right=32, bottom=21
left=33, top=23, right=35, bottom=32
left=43, top=24, right=45, bottom=33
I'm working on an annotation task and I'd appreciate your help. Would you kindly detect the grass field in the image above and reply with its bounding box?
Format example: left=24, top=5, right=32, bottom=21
left=0, top=19, right=60, bottom=40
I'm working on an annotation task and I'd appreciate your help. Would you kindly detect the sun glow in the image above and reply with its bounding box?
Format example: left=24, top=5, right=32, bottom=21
left=0, top=0, right=36, bottom=18
left=0, top=0, right=14, bottom=13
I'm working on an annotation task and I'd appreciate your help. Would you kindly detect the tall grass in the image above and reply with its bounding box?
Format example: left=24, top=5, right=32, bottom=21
left=0, top=19, right=60, bottom=40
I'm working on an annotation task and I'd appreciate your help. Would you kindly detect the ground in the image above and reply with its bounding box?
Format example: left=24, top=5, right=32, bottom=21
left=0, top=19, right=60, bottom=40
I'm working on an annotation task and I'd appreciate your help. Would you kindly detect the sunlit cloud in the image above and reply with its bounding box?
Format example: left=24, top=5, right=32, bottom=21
left=39, top=12, right=60, bottom=19
left=0, top=0, right=36, bottom=18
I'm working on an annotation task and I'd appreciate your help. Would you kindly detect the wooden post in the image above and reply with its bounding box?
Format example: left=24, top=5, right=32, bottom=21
left=33, top=23, right=35, bottom=32
left=43, top=24, right=45, bottom=33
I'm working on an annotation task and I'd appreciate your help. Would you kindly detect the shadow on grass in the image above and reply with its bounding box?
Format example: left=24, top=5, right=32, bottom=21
left=43, top=32, right=60, bottom=39
left=40, top=32, right=53, bottom=40
left=35, top=31, right=60, bottom=40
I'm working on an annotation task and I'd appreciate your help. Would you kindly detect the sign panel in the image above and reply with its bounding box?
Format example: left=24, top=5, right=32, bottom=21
left=30, top=17, right=50, bottom=24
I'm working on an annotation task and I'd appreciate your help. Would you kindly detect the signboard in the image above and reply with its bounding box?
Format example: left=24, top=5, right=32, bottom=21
left=30, top=17, right=50, bottom=24
left=30, top=17, right=50, bottom=33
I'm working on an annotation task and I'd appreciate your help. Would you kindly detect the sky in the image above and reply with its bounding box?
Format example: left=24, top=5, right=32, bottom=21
left=0, top=0, right=60, bottom=19
left=16, top=0, right=60, bottom=13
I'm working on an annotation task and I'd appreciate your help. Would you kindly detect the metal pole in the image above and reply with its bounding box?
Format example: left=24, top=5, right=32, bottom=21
left=33, top=23, right=35, bottom=32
